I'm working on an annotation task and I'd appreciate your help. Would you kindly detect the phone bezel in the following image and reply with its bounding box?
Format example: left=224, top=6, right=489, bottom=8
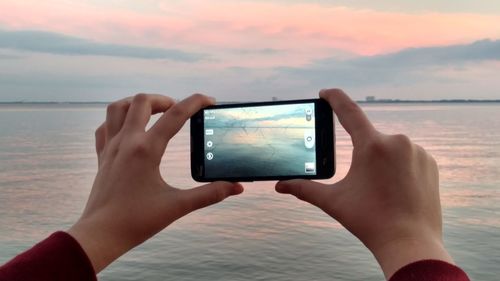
left=190, top=98, right=335, bottom=182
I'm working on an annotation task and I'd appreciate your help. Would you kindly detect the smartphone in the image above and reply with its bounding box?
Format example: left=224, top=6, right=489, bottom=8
left=190, top=98, right=335, bottom=182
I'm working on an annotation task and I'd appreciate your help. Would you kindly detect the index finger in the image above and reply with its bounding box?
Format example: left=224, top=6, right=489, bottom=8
left=148, top=93, right=215, bottom=150
left=122, top=93, right=175, bottom=132
left=320, top=88, right=376, bottom=146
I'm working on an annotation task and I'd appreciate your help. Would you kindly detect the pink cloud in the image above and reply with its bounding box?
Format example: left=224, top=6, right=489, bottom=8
left=1, top=0, right=499, bottom=65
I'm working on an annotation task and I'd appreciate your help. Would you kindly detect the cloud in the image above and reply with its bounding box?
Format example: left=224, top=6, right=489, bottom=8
left=231, top=48, right=283, bottom=55
left=1, top=39, right=499, bottom=102
left=274, top=39, right=500, bottom=87
left=250, top=0, right=500, bottom=14
left=0, top=54, right=23, bottom=60
left=351, top=39, right=500, bottom=67
left=0, top=30, right=205, bottom=61
left=2, top=1, right=500, bottom=59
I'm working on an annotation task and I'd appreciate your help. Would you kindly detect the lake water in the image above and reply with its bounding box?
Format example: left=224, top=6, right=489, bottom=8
left=0, top=103, right=499, bottom=280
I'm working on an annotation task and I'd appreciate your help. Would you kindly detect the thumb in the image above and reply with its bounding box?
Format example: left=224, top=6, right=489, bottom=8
left=180, top=181, right=244, bottom=213
left=276, top=179, right=337, bottom=211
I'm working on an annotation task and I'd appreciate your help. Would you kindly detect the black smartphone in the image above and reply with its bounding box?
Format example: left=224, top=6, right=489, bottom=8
left=190, top=98, right=335, bottom=182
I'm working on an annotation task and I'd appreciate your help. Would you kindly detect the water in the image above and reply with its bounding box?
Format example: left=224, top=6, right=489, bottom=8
left=202, top=103, right=318, bottom=179
left=0, top=103, right=499, bottom=280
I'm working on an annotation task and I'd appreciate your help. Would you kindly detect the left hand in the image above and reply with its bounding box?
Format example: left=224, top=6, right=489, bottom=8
left=68, top=93, right=243, bottom=273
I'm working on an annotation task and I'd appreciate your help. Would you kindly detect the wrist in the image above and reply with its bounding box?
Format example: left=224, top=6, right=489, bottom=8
left=67, top=218, right=130, bottom=273
left=370, top=235, right=453, bottom=280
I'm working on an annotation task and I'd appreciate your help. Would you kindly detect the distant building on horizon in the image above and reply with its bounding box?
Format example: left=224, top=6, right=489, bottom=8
left=366, top=96, right=376, bottom=102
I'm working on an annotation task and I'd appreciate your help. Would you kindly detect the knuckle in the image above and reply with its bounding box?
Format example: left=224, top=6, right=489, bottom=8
left=191, top=93, right=205, bottom=100
left=295, top=185, right=307, bottom=201
left=191, top=93, right=213, bottom=106
left=330, top=88, right=345, bottom=95
left=211, top=186, right=227, bottom=204
left=364, top=135, right=389, bottom=156
left=132, top=93, right=149, bottom=104
left=127, top=138, right=152, bottom=158
left=416, top=144, right=437, bottom=166
left=132, top=142, right=150, bottom=156
left=393, top=134, right=412, bottom=146
left=391, top=134, right=414, bottom=155
left=95, top=124, right=106, bottom=137
left=107, top=100, right=127, bottom=115
left=428, top=153, right=438, bottom=167
left=168, top=105, right=187, bottom=118
left=163, top=96, right=175, bottom=105
left=414, top=143, right=426, bottom=155
left=106, top=103, right=119, bottom=114
left=321, top=88, right=343, bottom=97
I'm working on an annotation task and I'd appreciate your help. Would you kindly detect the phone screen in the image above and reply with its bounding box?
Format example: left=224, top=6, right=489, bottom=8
left=202, top=102, right=317, bottom=179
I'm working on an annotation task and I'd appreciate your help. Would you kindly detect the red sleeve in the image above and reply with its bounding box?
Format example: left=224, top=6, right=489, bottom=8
left=389, top=259, right=470, bottom=281
left=0, top=231, right=96, bottom=281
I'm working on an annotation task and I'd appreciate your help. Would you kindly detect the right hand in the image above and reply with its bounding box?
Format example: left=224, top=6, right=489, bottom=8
left=275, top=89, right=453, bottom=279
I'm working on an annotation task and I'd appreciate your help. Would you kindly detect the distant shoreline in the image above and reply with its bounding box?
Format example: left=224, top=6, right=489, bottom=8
left=358, top=99, right=500, bottom=104
left=1, top=99, right=500, bottom=105
left=0, top=101, right=110, bottom=105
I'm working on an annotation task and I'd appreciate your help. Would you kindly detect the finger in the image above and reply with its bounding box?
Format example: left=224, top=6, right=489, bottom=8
left=275, top=179, right=340, bottom=212
left=179, top=181, right=244, bottom=213
left=105, top=97, right=132, bottom=138
left=148, top=93, right=215, bottom=148
left=95, top=122, right=106, bottom=157
left=122, top=93, right=176, bottom=132
left=319, top=88, right=376, bottom=146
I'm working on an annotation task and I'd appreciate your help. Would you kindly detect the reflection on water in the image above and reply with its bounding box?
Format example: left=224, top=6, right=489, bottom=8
left=0, top=104, right=499, bottom=280
left=206, top=127, right=315, bottom=178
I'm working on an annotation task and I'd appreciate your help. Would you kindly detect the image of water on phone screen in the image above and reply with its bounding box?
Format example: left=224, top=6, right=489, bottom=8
left=203, top=103, right=316, bottom=178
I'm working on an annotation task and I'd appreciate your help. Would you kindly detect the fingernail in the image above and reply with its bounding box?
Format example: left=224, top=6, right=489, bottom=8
left=319, top=89, right=327, bottom=94
left=230, top=183, right=244, bottom=195
left=275, top=183, right=288, bottom=193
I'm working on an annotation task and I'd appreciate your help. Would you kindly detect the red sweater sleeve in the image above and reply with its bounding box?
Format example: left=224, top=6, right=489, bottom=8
left=389, top=259, right=470, bottom=281
left=1, top=234, right=470, bottom=281
left=0, top=231, right=96, bottom=281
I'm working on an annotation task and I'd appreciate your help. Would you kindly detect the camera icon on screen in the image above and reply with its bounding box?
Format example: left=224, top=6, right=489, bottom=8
left=305, top=162, right=316, bottom=173
left=205, top=140, right=214, bottom=150
left=206, top=152, right=214, bottom=160
left=305, top=108, right=313, bottom=121
left=304, top=129, right=315, bottom=149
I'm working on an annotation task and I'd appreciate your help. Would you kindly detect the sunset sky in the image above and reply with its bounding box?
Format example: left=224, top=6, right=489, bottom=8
left=1, top=0, right=499, bottom=101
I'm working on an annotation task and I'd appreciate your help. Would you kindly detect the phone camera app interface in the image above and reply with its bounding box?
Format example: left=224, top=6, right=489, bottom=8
left=203, top=103, right=316, bottom=178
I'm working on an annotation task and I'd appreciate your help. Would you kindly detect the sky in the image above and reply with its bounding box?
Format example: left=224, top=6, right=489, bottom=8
left=0, top=0, right=500, bottom=102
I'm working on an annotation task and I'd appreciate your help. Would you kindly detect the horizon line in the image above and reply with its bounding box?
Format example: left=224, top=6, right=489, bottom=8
left=1, top=98, right=500, bottom=105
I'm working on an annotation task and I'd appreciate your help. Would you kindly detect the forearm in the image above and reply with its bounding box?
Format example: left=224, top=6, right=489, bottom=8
left=0, top=232, right=96, bottom=281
